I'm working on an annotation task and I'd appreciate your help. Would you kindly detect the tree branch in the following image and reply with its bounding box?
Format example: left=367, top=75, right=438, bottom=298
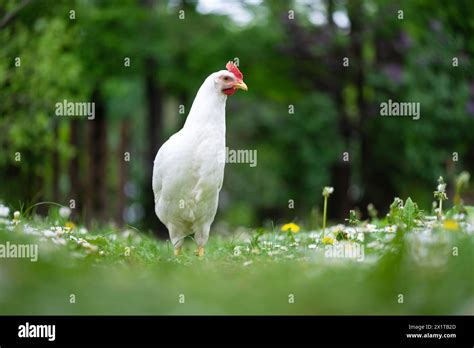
left=0, top=0, right=32, bottom=30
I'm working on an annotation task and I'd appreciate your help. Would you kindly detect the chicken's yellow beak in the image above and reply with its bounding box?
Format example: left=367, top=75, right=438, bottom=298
left=233, top=81, right=248, bottom=91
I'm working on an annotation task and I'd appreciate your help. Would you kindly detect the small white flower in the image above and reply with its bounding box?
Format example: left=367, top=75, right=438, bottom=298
left=52, top=237, right=67, bottom=245
left=42, top=230, right=56, bottom=238
left=233, top=246, right=242, bottom=256
left=83, top=243, right=98, bottom=252
left=59, top=206, right=71, bottom=219
left=466, top=224, right=474, bottom=233
left=122, top=229, right=134, bottom=238
left=0, top=205, right=10, bottom=217
left=384, top=225, right=397, bottom=233
left=78, top=227, right=88, bottom=235
left=345, top=227, right=356, bottom=238
left=55, top=226, right=64, bottom=236
left=365, top=224, right=377, bottom=232
left=322, top=186, right=334, bottom=196
left=357, top=232, right=364, bottom=242
left=13, top=211, right=20, bottom=220
left=308, top=244, right=317, bottom=249
left=23, top=225, right=40, bottom=235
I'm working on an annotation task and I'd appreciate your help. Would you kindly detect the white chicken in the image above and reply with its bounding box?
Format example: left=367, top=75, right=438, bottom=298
left=152, top=62, right=248, bottom=256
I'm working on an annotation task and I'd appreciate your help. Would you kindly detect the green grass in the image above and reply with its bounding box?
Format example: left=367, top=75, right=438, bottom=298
left=0, top=202, right=473, bottom=315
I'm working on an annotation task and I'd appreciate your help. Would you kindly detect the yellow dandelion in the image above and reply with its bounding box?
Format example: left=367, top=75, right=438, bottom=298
left=322, top=236, right=335, bottom=245
left=281, top=223, right=300, bottom=233
left=65, top=221, right=76, bottom=230
left=443, top=219, right=459, bottom=231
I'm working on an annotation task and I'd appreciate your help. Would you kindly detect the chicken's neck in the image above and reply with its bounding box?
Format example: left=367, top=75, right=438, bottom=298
left=183, top=77, right=227, bottom=133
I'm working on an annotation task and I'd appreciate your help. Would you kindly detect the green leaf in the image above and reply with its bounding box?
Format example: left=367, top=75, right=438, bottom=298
left=402, top=197, right=416, bottom=229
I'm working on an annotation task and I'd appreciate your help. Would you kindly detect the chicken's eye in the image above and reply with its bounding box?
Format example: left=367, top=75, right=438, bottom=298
left=223, top=76, right=230, bottom=81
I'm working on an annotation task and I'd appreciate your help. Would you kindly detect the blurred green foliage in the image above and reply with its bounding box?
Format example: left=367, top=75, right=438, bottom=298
left=0, top=0, right=473, bottom=232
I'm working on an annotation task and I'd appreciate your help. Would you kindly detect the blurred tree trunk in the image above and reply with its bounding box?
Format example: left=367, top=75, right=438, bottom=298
left=69, top=121, right=83, bottom=218
left=117, top=120, right=130, bottom=225
left=85, top=87, right=108, bottom=223
left=51, top=120, right=60, bottom=203
left=141, top=0, right=165, bottom=233
left=0, top=0, right=31, bottom=29
left=327, top=0, right=352, bottom=220
left=348, top=1, right=372, bottom=215
left=143, top=57, right=164, bottom=233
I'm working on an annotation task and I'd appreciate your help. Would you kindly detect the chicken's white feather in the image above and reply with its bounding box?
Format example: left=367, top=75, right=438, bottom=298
left=152, top=71, right=229, bottom=249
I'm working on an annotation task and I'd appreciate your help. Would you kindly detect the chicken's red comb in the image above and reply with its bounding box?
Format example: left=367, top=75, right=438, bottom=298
left=226, top=61, right=243, bottom=80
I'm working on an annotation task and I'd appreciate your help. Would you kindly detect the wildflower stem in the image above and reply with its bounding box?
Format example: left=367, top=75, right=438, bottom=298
left=438, top=198, right=442, bottom=219
left=323, top=195, right=328, bottom=238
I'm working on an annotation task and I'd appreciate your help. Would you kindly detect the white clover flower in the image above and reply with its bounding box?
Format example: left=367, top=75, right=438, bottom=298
left=0, top=205, right=10, bottom=217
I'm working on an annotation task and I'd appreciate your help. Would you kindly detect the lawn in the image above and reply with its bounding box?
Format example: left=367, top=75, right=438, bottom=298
left=0, top=194, right=473, bottom=315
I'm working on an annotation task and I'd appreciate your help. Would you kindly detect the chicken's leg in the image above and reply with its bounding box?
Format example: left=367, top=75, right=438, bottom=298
left=196, top=246, right=204, bottom=257
left=174, top=247, right=182, bottom=256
